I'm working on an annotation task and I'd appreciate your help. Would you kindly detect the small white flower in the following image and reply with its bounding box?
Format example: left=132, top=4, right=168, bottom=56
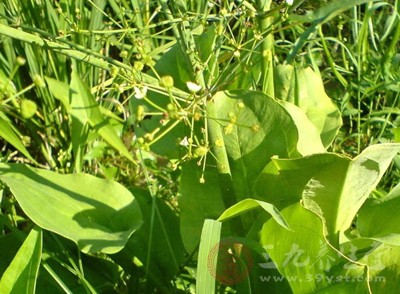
left=133, top=85, right=148, bottom=99
left=186, top=81, right=202, bottom=94
left=286, top=0, right=293, bottom=5
left=179, top=136, right=189, bottom=147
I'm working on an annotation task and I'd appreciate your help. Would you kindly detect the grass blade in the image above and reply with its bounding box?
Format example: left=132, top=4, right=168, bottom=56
left=196, top=219, right=222, bottom=294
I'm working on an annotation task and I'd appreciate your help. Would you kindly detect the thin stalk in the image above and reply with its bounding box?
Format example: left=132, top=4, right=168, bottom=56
left=318, top=26, right=348, bottom=88
left=257, top=0, right=275, bottom=96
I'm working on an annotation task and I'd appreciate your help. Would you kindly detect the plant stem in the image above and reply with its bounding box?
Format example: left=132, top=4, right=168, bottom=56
left=257, top=0, right=275, bottom=96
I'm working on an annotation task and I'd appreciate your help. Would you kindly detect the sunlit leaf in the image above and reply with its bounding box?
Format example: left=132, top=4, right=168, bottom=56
left=274, top=65, right=342, bottom=147
left=357, top=182, right=400, bottom=246
left=0, top=116, right=36, bottom=164
left=217, top=198, right=290, bottom=230
left=0, top=163, right=142, bottom=254
left=261, top=203, right=360, bottom=293
left=0, top=227, right=42, bottom=294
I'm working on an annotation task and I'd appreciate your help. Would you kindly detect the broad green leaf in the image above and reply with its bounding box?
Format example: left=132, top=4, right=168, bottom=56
left=217, top=198, right=290, bottom=230
left=151, top=39, right=192, bottom=92
left=111, top=188, right=185, bottom=291
left=0, top=163, right=142, bottom=254
left=255, top=153, right=344, bottom=209
left=70, top=70, right=135, bottom=164
left=274, top=65, right=342, bottom=147
left=233, top=231, right=292, bottom=294
left=179, top=161, right=226, bottom=253
left=261, top=203, right=358, bottom=293
left=257, top=144, right=400, bottom=237
left=303, top=143, right=400, bottom=236
left=212, top=90, right=324, bottom=193
left=196, top=219, right=221, bottom=294
left=278, top=101, right=325, bottom=154
left=211, top=89, right=325, bottom=231
left=357, top=182, right=400, bottom=246
left=0, top=226, right=42, bottom=294
left=0, top=116, right=36, bottom=164
left=331, top=241, right=400, bottom=293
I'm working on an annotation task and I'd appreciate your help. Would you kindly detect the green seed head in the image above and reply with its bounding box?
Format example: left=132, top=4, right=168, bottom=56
left=33, top=75, right=45, bottom=88
left=194, top=146, right=208, bottom=158
left=16, top=56, right=26, bottom=66
left=20, top=99, right=37, bottom=119
left=120, top=50, right=128, bottom=58
left=137, top=105, right=145, bottom=121
left=160, top=76, right=174, bottom=89
left=134, top=61, right=144, bottom=72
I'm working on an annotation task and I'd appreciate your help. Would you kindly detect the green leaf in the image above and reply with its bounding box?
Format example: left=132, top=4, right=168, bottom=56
left=213, top=90, right=298, bottom=170
left=0, top=163, right=142, bottom=254
left=357, top=182, right=400, bottom=246
left=0, top=227, right=42, bottom=294
left=0, top=232, right=23, bottom=275
left=196, top=219, right=221, bottom=294
left=0, top=116, right=37, bottom=164
left=179, top=161, right=226, bottom=253
left=211, top=89, right=325, bottom=230
left=260, top=203, right=355, bottom=294
left=217, top=198, right=290, bottom=230
left=257, top=144, right=400, bottom=237
left=70, top=70, right=135, bottom=164
left=327, top=240, right=400, bottom=293
left=45, top=76, right=70, bottom=110
left=151, top=39, right=192, bottom=91
left=261, top=205, right=397, bottom=293
left=278, top=101, right=326, bottom=154
left=255, top=153, right=345, bottom=209
left=274, top=65, right=342, bottom=147
left=303, top=143, right=400, bottom=236
left=212, top=90, right=323, bottom=193
left=111, top=188, right=185, bottom=291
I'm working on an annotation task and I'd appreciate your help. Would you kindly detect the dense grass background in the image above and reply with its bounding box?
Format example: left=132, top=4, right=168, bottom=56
left=0, top=0, right=399, bottom=293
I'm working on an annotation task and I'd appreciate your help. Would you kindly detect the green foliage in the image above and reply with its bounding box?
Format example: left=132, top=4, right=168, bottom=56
left=0, top=163, right=142, bottom=254
left=0, top=0, right=399, bottom=293
left=274, top=65, right=342, bottom=147
left=0, top=227, right=42, bottom=293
